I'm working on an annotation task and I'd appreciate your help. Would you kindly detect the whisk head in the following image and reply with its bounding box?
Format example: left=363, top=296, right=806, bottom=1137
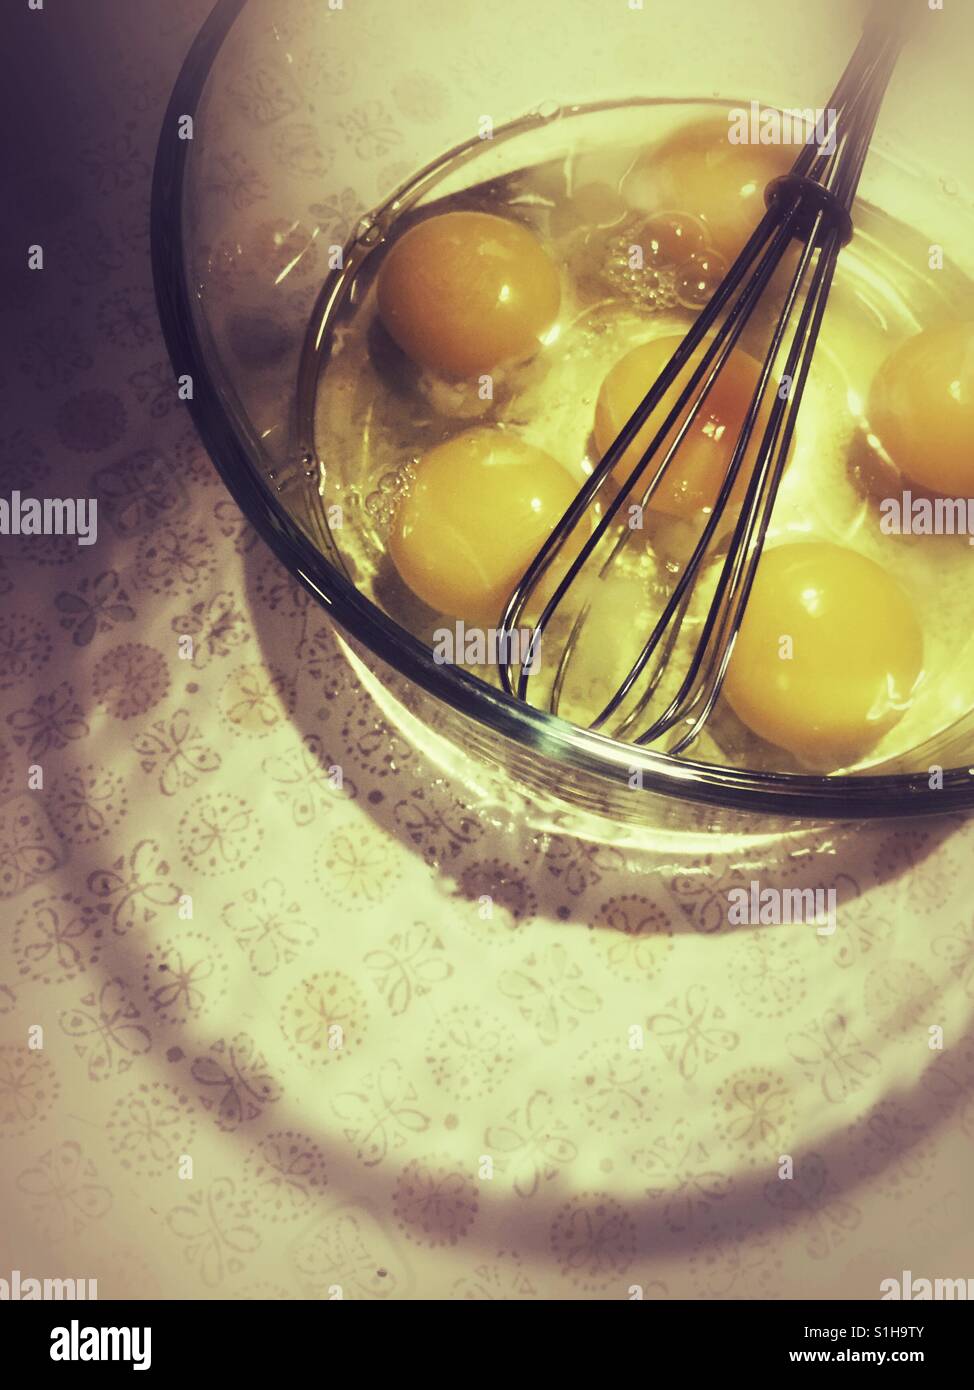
left=498, top=2, right=916, bottom=759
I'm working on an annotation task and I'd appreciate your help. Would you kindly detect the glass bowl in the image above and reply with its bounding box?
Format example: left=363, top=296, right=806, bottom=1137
left=151, top=0, right=974, bottom=825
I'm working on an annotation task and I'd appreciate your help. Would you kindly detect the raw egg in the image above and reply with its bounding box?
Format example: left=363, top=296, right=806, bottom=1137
left=721, top=541, right=924, bottom=766
left=593, top=334, right=775, bottom=523
left=376, top=210, right=561, bottom=379
left=388, top=428, right=580, bottom=624
left=623, top=117, right=802, bottom=263
left=869, top=322, right=974, bottom=495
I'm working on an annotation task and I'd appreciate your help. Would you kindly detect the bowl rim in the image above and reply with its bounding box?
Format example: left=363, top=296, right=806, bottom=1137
left=150, top=0, right=974, bottom=820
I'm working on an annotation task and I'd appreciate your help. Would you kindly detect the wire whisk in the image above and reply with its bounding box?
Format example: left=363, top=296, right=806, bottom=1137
left=498, top=0, right=918, bottom=756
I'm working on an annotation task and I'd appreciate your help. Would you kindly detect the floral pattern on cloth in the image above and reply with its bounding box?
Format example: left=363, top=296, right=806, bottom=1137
left=1, top=0, right=972, bottom=1301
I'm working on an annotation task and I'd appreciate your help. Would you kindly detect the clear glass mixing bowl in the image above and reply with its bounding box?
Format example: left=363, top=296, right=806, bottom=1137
left=151, top=0, right=974, bottom=824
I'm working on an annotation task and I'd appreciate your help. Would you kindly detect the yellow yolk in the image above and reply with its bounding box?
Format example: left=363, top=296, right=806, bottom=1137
left=869, top=322, right=974, bottom=496
left=388, top=429, right=580, bottom=624
left=376, top=210, right=561, bottom=379
left=594, top=334, right=775, bottom=522
left=624, top=118, right=802, bottom=263
left=721, top=542, right=924, bottom=766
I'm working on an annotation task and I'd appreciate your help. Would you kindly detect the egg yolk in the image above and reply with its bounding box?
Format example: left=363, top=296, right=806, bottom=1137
left=388, top=428, right=580, bottom=624
left=624, top=118, right=802, bottom=263
left=721, top=542, right=923, bottom=766
left=376, top=210, right=561, bottom=379
left=594, top=334, right=775, bottom=523
left=869, top=322, right=974, bottom=496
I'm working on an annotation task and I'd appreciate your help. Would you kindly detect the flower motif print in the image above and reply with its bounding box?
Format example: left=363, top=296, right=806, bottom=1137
left=0, top=614, right=52, bottom=689
left=86, top=839, right=182, bottom=933
left=667, top=854, right=749, bottom=934
left=647, top=986, right=740, bottom=1080
left=786, top=1010, right=882, bottom=1104
left=204, top=150, right=269, bottom=209
left=549, top=1194, right=636, bottom=1291
left=851, top=1100, right=937, bottom=1201
left=91, top=643, right=170, bottom=719
left=178, top=793, right=262, bottom=876
left=262, top=733, right=355, bottom=826
left=80, top=129, right=149, bottom=194
left=222, top=878, right=316, bottom=977
left=931, top=918, right=974, bottom=999
left=290, top=1207, right=400, bottom=1300
left=14, top=892, right=98, bottom=983
left=219, top=664, right=294, bottom=736
left=280, top=972, right=369, bottom=1066
left=166, top=1178, right=260, bottom=1288
left=451, top=1257, right=538, bottom=1301
left=7, top=681, right=88, bottom=755
left=533, top=833, right=627, bottom=898
left=0, top=1046, right=60, bottom=1136
left=54, top=571, right=136, bottom=647
left=762, top=1153, right=861, bottom=1260
left=485, top=1091, right=577, bottom=1198
left=573, top=1040, right=653, bottom=1135
left=863, top=961, right=938, bottom=1041
left=392, top=787, right=484, bottom=867
left=690, top=1216, right=783, bottom=1300
left=48, top=763, right=128, bottom=843
left=0, top=798, right=63, bottom=898
left=126, top=361, right=179, bottom=420
left=243, top=1131, right=328, bottom=1222
left=713, top=1067, right=797, bottom=1164
left=213, top=498, right=258, bottom=550
left=308, top=187, right=361, bottom=245
left=106, top=1083, right=196, bottom=1179
left=315, top=827, right=401, bottom=909
left=393, top=1155, right=479, bottom=1247
left=59, top=977, right=151, bottom=1081
left=270, top=122, right=334, bottom=179
left=728, top=929, right=808, bottom=1019
left=331, top=1060, right=430, bottom=1168
left=337, top=101, right=403, bottom=161
left=91, top=450, right=186, bottom=537
left=364, top=923, right=453, bottom=1016
left=228, top=66, right=300, bottom=126
left=96, top=286, right=157, bottom=349
left=456, top=860, right=537, bottom=940
left=142, top=933, right=229, bottom=1026
left=171, top=590, right=252, bottom=668
left=133, top=710, right=221, bottom=796
left=16, top=1141, right=112, bottom=1242
left=633, top=1120, right=733, bottom=1233
left=191, top=1034, right=282, bottom=1131
left=498, top=945, right=601, bottom=1046
left=589, top=894, right=674, bottom=980
left=136, top=523, right=217, bottom=596
left=425, top=1006, right=514, bottom=1099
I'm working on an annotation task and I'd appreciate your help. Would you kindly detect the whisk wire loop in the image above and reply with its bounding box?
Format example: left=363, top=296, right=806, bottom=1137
left=497, top=9, right=913, bottom=756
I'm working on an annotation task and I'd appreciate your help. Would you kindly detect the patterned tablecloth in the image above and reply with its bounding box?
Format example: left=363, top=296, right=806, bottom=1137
left=1, top=0, right=972, bottom=1302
